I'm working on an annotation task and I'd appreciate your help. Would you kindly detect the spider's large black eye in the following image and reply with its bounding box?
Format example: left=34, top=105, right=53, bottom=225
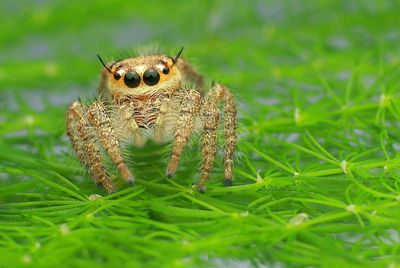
left=162, top=66, right=170, bottom=74
left=143, top=69, right=160, bottom=86
left=124, top=71, right=140, bottom=88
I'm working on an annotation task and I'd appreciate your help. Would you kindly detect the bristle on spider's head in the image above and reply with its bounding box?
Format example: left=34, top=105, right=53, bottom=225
left=97, top=54, right=111, bottom=73
left=172, top=46, right=184, bottom=64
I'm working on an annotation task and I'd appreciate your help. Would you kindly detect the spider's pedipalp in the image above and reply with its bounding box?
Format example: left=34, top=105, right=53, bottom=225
left=118, top=104, right=143, bottom=147
left=198, top=101, right=220, bottom=193
left=154, top=98, right=171, bottom=143
left=166, top=90, right=201, bottom=177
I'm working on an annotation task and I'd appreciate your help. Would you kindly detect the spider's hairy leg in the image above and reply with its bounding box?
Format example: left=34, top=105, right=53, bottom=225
left=67, top=101, right=114, bottom=190
left=206, top=84, right=237, bottom=186
left=88, top=101, right=134, bottom=185
left=76, top=114, right=116, bottom=193
left=222, top=88, right=237, bottom=185
left=166, top=90, right=201, bottom=177
left=66, top=101, right=89, bottom=168
left=154, top=98, right=171, bottom=143
left=119, top=104, right=143, bottom=147
left=176, top=57, right=205, bottom=92
left=198, top=102, right=219, bottom=193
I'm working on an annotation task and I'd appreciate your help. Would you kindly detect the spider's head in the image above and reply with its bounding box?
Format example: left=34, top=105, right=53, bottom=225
left=97, top=48, right=184, bottom=101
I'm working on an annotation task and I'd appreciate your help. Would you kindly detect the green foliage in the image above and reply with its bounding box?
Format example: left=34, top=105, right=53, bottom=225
left=1, top=0, right=400, bottom=267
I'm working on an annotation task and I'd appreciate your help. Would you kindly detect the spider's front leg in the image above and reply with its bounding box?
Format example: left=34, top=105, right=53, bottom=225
left=66, top=101, right=116, bottom=193
left=166, top=90, right=201, bottom=177
left=88, top=101, right=134, bottom=185
left=206, top=84, right=237, bottom=186
left=66, top=102, right=89, bottom=168
left=198, top=102, right=220, bottom=193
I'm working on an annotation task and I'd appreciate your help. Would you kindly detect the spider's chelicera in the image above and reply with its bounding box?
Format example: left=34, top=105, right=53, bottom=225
left=66, top=48, right=237, bottom=193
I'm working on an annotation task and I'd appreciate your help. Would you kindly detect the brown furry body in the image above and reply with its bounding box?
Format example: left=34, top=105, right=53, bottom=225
left=66, top=50, right=237, bottom=193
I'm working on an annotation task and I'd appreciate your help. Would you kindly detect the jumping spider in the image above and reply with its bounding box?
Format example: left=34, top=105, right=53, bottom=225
left=66, top=48, right=237, bottom=193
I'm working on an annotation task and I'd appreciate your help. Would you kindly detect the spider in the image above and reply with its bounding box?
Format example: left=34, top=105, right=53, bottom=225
left=66, top=48, right=237, bottom=193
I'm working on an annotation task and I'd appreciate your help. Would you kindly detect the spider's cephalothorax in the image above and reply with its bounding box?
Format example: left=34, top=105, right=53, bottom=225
left=66, top=48, right=237, bottom=193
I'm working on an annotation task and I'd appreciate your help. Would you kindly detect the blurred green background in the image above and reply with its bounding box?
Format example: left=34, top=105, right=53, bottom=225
left=2, top=0, right=400, bottom=267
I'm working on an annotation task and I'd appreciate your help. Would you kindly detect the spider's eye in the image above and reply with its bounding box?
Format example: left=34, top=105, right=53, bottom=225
left=124, top=71, right=140, bottom=88
left=143, top=69, right=160, bottom=86
left=162, top=66, right=170, bottom=74
left=114, top=72, right=121, bottom=80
